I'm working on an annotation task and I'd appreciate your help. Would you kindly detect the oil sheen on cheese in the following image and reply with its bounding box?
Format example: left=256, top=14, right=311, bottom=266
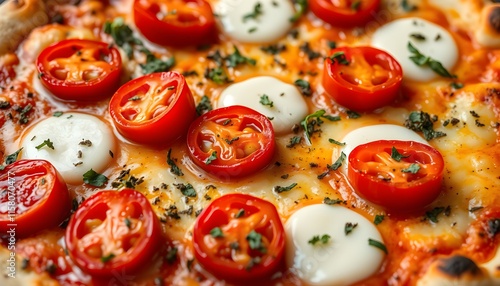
left=214, top=0, right=295, bottom=43
left=20, top=112, right=116, bottom=184
left=371, top=17, right=459, bottom=82
left=217, top=76, right=309, bottom=134
left=285, top=204, right=385, bottom=286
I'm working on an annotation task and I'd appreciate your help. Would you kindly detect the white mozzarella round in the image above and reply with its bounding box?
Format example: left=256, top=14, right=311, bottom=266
left=214, top=0, right=295, bottom=43
left=285, top=204, right=385, bottom=286
left=337, top=124, right=428, bottom=173
left=217, top=76, right=309, bottom=134
left=20, top=112, right=116, bottom=184
left=371, top=17, right=459, bottom=82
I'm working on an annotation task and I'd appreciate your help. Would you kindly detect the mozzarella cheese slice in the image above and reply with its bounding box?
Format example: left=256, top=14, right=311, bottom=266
left=214, top=0, right=295, bottom=43
left=285, top=204, right=385, bottom=286
left=371, top=17, right=459, bottom=82
left=336, top=124, right=428, bottom=173
left=20, top=112, right=116, bottom=184
left=217, top=76, right=309, bottom=134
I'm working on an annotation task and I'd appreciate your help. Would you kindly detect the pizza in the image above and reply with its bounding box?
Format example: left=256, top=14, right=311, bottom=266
left=0, top=0, right=499, bottom=285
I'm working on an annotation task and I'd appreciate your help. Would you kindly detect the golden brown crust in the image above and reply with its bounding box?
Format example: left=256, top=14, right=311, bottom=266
left=0, top=0, right=48, bottom=55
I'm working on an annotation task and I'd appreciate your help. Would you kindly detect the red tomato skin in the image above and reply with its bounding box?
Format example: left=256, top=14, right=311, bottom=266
left=65, top=189, right=163, bottom=277
left=323, top=46, right=403, bottom=112
left=309, top=0, right=380, bottom=27
left=347, top=140, right=445, bottom=213
left=36, top=39, right=122, bottom=102
left=133, top=0, right=218, bottom=47
left=186, top=105, right=276, bottom=179
left=192, top=193, right=285, bottom=281
left=109, top=71, right=197, bottom=145
left=0, top=159, right=71, bottom=238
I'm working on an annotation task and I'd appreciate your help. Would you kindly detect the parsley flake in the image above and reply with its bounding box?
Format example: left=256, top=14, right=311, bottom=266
left=273, top=182, right=298, bottom=193
left=391, top=147, right=409, bottom=162
left=205, top=151, right=217, bottom=165
left=401, top=163, right=420, bottom=174
left=308, top=234, right=331, bottom=245
left=167, top=148, right=184, bottom=176
left=408, top=42, right=456, bottom=78
left=329, top=51, right=350, bottom=65
left=344, top=222, right=358, bottom=235
left=35, top=139, right=55, bottom=150
left=246, top=230, right=266, bottom=253
left=83, top=169, right=108, bottom=187
left=210, top=227, right=224, bottom=238
left=368, top=238, right=388, bottom=254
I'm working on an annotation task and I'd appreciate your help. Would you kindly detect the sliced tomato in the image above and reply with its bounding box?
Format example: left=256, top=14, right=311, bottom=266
left=193, top=193, right=285, bottom=281
left=309, top=0, right=380, bottom=27
left=133, top=0, right=217, bottom=47
left=36, top=39, right=122, bottom=101
left=186, top=105, right=275, bottom=179
left=109, top=71, right=197, bottom=145
left=65, top=189, right=163, bottom=276
left=347, top=140, right=444, bottom=212
left=323, top=46, right=403, bottom=112
left=0, top=159, right=71, bottom=237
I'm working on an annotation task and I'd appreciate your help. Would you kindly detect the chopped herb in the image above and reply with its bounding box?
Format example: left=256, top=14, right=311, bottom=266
left=408, top=42, right=456, bottom=78
left=210, top=227, right=224, bottom=238
left=174, top=183, right=197, bottom=197
left=225, top=46, right=256, bottom=68
left=260, top=43, right=287, bottom=55
left=327, top=41, right=337, bottom=49
left=488, top=218, right=500, bottom=237
left=111, top=169, right=144, bottom=189
left=4, top=148, right=23, bottom=165
left=451, top=82, right=463, bottom=89
left=246, top=257, right=262, bottom=271
left=79, top=139, right=92, bottom=147
left=329, top=51, right=350, bottom=65
left=40, top=178, right=46, bottom=185
left=330, top=152, right=346, bottom=171
left=401, top=0, right=417, bottom=12
left=83, top=169, right=108, bottom=187
left=246, top=230, right=266, bottom=253
left=323, top=197, right=346, bottom=205
left=0, top=101, right=11, bottom=109
left=224, top=137, right=240, bottom=145
left=101, top=253, right=116, bottom=263
left=53, top=111, right=64, bottom=117
left=104, top=18, right=141, bottom=58
left=351, top=0, right=361, bottom=10
left=301, top=109, right=326, bottom=144
left=35, top=139, right=55, bottom=150
left=124, top=218, right=132, bottom=229
left=374, top=214, right=385, bottom=225
left=259, top=94, right=274, bottom=107
left=243, top=2, right=263, bottom=22
left=196, top=95, right=213, bottom=115
left=18, top=104, right=32, bottom=124
left=401, top=163, right=420, bottom=173
left=425, top=206, right=446, bottom=223
left=204, top=67, right=231, bottom=84
left=290, top=0, right=307, bottom=22
left=300, top=42, right=321, bottom=60
left=205, top=151, right=217, bottom=164
left=274, top=182, right=298, bottom=193
left=286, top=136, right=302, bottom=148
left=230, top=242, right=240, bottom=250
left=328, top=138, right=345, bottom=146
left=368, top=238, right=388, bottom=254
left=405, top=111, right=446, bottom=140
left=409, top=33, right=426, bottom=41
left=140, top=53, right=175, bottom=74
left=166, top=247, right=178, bottom=264
left=346, top=110, right=361, bottom=119
left=248, top=27, right=257, bottom=33
left=391, top=146, right=409, bottom=162
left=469, top=206, right=484, bottom=213
left=308, top=234, right=331, bottom=245
left=45, top=262, right=57, bottom=274
left=235, top=209, right=245, bottom=218
left=167, top=148, right=184, bottom=176
left=294, top=79, right=312, bottom=96
left=344, top=222, right=358, bottom=235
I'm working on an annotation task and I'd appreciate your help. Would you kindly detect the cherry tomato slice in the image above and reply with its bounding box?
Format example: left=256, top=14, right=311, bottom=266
left=0, top=159, right=71, bottom=238
left=193, top=193, right=285, bottom=282
left=109, top=71, right=197, bottom=145
left=65, top=189, right=163, bottom=276
left=133, top=0, right=217, bottom=47
left=186, top=105, right=275, bottom=179
left=309, top=0, right=380, bottom=27
left=323, top=46, right=403, bottom=112
left=36, top=39, right=122, bottom=101
left=348, top=140, right=445, bottom=213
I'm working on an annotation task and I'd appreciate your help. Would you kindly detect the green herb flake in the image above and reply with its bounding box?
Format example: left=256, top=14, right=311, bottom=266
left=391, top=147, right=409, bottom=162
left=246, top=230, right=266, bottom=253
left=351, top=0, right=361, bottom=10
left=101, top=253, right=116, bottom=263
left=83, top=169, right=109, bottom=187
left=407, top=42, right=456, bottom=78
left=259, top=94, right=274, bottom=107
left=425, top=206, right=446, bottom=223
left=328, top=138, right=345, bottom=146
left=323, top=197, right=346, bottom=205
left=469, top=206, right=484, bottom=213
left=404, top=111, right=446, bottom=140
left=368, top=238, right=388, bottom=254
left=344, top=222, right=358, bottom=235
left=4, top=148, right=23, bottom=166
left=235, top=209, right=245, bottom=218
left=243, top=2, right=263, bottom=22
left=294, top=79, right=312, bottom=96
left=308, top=234, right=331, bottom=245
left=273, top=182, right=298, bottom=193
left=174, top=183, right=197, bottom=197
left=401, top=0, right=417, bottom=12
left=167, top=148, right=184, bottom=176
left=196, top=95, right=213, bottom=115
left=451, top=82, right=464, bottom=89
left=35, top=139, right=55, bottom=150
left=53, top=111, right=64, bottom=117
left=290, top=0, right=307, bottom=22
left=286, top=136, right=302, bottom=148
left=301, top=109, right=326, bottom=144
left=401, top=163, right=420, bottom=174
left=225, top=45, right=256, bottom=68
left=329, top=51, right=350, bottom=65
left=205, top=151, right=217, bottom=165
left=210, top=227, right=224, bottom=238
left=124, top=218, right=132, bottom=229
left=374, top=214, right=385, bottom=225
left=330, top=152, right=346, bottom=171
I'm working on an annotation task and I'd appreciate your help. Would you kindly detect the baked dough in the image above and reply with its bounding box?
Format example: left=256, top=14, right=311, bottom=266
left=0, top=0, right=48, bottom=55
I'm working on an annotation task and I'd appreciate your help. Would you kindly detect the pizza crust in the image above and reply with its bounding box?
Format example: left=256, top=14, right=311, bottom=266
left=0, top=0, right=48, bottom=56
